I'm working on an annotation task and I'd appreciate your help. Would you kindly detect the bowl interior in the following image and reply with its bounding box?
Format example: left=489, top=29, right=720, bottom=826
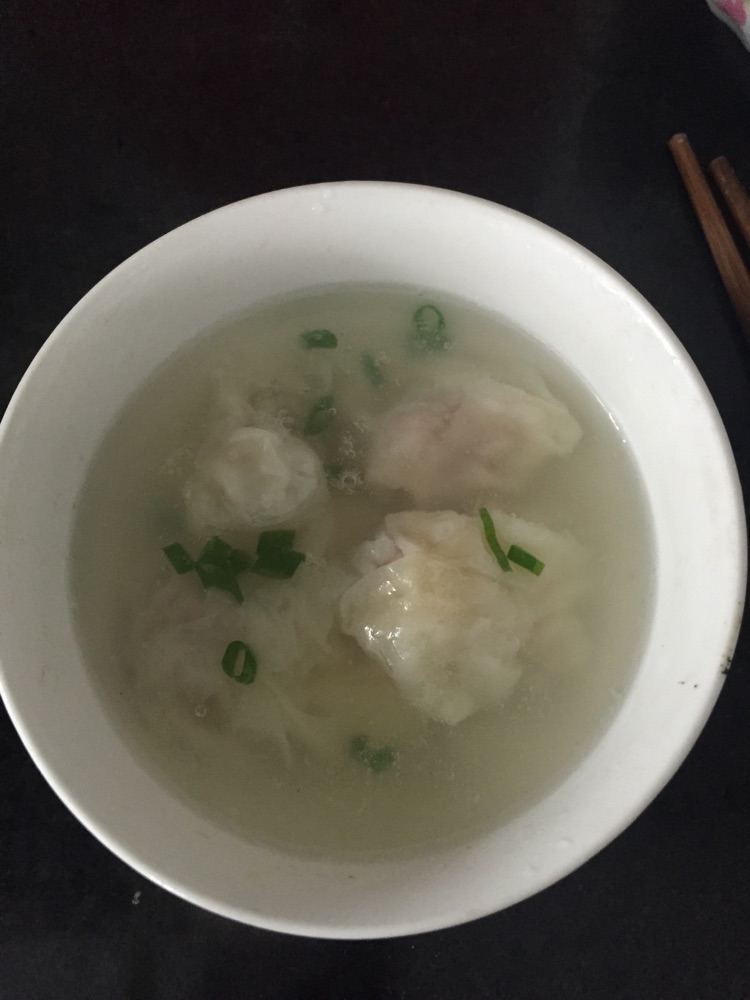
left=0, top=182, right=744, bottom=938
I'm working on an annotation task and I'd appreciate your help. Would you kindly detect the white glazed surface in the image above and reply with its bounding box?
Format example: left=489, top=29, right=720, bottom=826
left=0, top=183, right=744, bottom=938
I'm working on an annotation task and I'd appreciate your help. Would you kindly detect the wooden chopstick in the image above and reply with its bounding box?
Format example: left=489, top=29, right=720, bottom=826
left=668, top=133, right=750, bottom=342
left=709, top=155, right=750, bottom=251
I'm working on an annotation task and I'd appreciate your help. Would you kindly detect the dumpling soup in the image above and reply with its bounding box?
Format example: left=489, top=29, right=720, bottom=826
left=71, top=287, right=653, bottom=859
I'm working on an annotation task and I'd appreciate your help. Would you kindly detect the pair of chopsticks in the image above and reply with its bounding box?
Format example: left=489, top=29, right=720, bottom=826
left=669, top=133, right=750, bottom=341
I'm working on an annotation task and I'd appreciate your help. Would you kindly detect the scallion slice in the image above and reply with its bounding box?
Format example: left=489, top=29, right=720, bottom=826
left=410, top=304, right=450, bottom=352
left=349, top=734, right=369, bottom=761
left=367, top=746, right=396, bottom=773
left=361, top=352, right=385, bottom=388
left=195, top=560, right=244, bottom=603
left=256, top=529, right=296, bottom=556
left=300, top=329, right=337, bottom=349
left=164, top=535, right=254, bottom=602
left=196, top=535, right=253, bottom=602
left=251, top=528, right=306, bottom=579
left=303, top=394, right=337, bottom=436
left=163, top=528, right=307, bottom=595
left=507, top=544, right=545, bottom=576
left=221, top=640, right=257, bottom=684
left=349, top=734, right=396, bottom=773
left=228, top=548, right=254, bottom=575
left=198, top=535, right=235, bottom=567
left=252, top=548, right=306, bottom=579
left=162, top=543, right=194, bottom=574
left=479, top=507, right=512, bottom=573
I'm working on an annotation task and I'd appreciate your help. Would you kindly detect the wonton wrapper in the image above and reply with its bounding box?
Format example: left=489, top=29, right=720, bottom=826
left=129, top=562, right=353, bottom=761
left=185, top=426, right=326, bottom=532
left=340, top=509, right=587, bottom=725
left=366, top=375, right=582, bottom=507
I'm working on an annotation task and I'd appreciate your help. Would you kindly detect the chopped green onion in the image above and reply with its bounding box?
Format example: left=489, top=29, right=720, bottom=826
left=164, top=535, right=253, bottom=602
left=410, top=304, right=450, bottom=352
left=221, top=640, right=257, bottom=685
left=348, top=734, right=396, bottom=773
left=162, top=543, right=194, bottom=574
left=256, top=529, right=296, bottom=556
left=162, top=529, right=306, bottom=597
left=349, top=734, right=369, bottom=761
left=199, top=534, right=253, bottom=576
left=251, top=528, right=305, bottom=579
left=477, top=512, right=545, bottom=577
left=367, top=746, right=396, bottom=773
left=361, top=352, right=385, bottom=388
left=507, top=544, right=545, bottom=576
left=300, top=329, right=338, bottom=349
left=252, top=548, right=305, bottom=579
left=303, top=394, right=336, bottom=436
left=228, top=548, right=254, bottom=575
left=198, top=535, right=235, bottom=568
left=195, top=560, right=244, bottom=603
left=479, top=507, right=512, bottom=573
left=196, top=535, right=254, bottom=602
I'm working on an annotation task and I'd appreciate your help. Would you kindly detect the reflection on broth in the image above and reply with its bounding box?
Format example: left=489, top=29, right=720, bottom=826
left=71, top=287, right=653, bottom=859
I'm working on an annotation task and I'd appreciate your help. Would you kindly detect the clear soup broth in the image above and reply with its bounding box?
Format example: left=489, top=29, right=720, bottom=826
left=71, top=286, right=653, bottom=859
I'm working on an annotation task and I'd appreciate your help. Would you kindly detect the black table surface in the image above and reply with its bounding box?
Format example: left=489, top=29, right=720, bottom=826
left=3, top=1, right=750, bottom=997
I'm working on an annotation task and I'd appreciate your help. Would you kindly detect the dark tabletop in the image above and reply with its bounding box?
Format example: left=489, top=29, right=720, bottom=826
left=3, top=1, right=750, bottom=997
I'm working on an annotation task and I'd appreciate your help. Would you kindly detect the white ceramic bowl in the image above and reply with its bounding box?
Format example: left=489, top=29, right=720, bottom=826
left=0, top=183, right=745, bottom=938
